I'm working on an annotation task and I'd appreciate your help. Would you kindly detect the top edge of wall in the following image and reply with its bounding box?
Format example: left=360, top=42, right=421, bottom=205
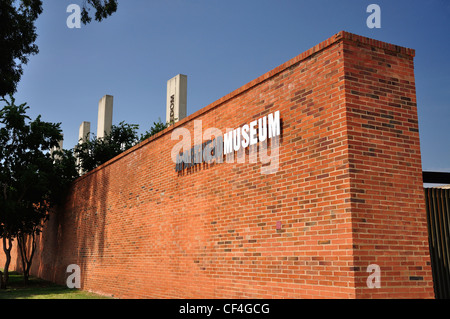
left=73, top=31, right=416, bottom=183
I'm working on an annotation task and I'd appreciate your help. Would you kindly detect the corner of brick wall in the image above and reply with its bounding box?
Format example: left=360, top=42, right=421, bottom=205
left=341, top=35, right=434, bottom=298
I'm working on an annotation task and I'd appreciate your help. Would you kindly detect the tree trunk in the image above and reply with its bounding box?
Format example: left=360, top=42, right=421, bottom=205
left=18, top=232, right=36, bottom=286
left=1, top=236, right=12, bottom=289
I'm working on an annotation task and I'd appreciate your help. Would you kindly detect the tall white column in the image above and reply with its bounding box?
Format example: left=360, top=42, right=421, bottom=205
left=166, top=74, right=187, bottom=125
left=79, top=121, right=91, bottom=143
left=76, top=122, right=91, bottom=174
left=97, top=95, right=113, bottom=139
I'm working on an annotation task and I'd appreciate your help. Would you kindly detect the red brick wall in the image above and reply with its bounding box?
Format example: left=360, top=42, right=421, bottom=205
left=341, top=34, right=433, bottom=298
left=1, top=31, right=434, bottom=299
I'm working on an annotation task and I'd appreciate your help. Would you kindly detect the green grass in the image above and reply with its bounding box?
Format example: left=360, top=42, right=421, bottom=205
left=0, top=271, right=112, bottom=299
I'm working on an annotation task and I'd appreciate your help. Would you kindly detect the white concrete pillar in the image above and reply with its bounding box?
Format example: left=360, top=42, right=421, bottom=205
left=79, top=121, right=91, bottom=144
left=77, top=122, right=91, bottom=174
left=166, top=74, right=187, bottom=125
left=97, top=95, right=113, bottom=139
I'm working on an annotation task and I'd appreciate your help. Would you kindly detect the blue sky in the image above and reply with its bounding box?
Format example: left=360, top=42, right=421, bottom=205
left=12, top=0, right=450, bottom=173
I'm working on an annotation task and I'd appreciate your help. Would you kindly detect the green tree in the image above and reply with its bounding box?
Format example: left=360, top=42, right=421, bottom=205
left=140, top=118, right=169, bottom=141
left=0, top=0, right=118, bottom=97
left=75, top=119, right=170, bottom=174
left=16, top=148, right=78, bottom=285
left=0, top=96, right=78, bottom=288
left=74, top=121, right=140, bottom=173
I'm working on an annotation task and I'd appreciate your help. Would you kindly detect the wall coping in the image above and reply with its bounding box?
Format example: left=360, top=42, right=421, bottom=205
left=73, top=31, right=415, bottom=184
